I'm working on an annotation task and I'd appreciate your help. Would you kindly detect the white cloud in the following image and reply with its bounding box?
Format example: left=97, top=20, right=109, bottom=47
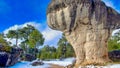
left=3, top=22, right=41, bottom=34
left=3, top=22, right=42, bottom=46
left=42, top=26, right=62, bottom=45
left=3, top=22, right=62, bottom=46
left=4, top=38, right=23, bottom=46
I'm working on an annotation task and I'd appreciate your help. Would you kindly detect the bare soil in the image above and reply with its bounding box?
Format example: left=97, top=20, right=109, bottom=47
left=48, top=63, right=64, bottom=68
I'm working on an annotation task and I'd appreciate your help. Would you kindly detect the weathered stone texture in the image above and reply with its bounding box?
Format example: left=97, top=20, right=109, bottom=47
left=47, top=0, right=120, bottom=67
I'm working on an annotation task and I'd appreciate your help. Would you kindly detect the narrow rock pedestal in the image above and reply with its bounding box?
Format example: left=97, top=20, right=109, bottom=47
left=47, top=0, right=120, bottom=67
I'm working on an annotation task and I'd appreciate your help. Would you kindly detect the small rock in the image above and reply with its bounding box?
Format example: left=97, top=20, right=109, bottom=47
left=109, top=50, right=120, bottom=61
left=31, top=61, right=44, bottom=66
left=25, top=54, right=36, bottom=61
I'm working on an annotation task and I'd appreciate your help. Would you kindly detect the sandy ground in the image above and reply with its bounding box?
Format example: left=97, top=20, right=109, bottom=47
left=49, top=64, right=64, bottom=68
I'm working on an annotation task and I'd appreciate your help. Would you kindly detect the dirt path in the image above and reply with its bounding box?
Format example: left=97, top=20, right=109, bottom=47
left=48, top=64, right=65, bottom=68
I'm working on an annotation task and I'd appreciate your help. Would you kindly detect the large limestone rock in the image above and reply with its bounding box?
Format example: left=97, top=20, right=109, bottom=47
left=47, top=0, right=120, bottom=67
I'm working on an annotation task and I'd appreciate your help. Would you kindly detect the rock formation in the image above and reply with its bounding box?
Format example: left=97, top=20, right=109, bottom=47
left=108, top=50, right=120, bottom=62
left=0, top=44, right=22, bottom=67
left=47, top=0, right=120, bottom=67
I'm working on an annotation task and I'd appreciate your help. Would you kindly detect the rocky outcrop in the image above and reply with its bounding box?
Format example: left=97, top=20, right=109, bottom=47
left=9, top=48, right=22, bottom=66
left=0, top=45, right=22, bottom=67
left=0, top=52, right=9, bottom=66
left=0, top=52, right=20, bottom=67
left=47, top=0, right=120, bottom=67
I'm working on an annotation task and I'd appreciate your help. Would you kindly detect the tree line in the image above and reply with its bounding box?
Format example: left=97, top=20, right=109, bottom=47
left=39, top=35, right=75, bottom=60
left=0, top=24, right=75, bottom=60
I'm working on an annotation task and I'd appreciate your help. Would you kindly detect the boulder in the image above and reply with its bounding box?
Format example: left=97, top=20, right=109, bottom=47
left=0, top=52, right=9, bottom=67
left=0, top=47, right=22, bottom=67
left=31, top=61, right=44, bottom=66
left=109, top=50, right=120, bottom=61
left=47, top=0, right=120, bottom=66
left=25, top=54, right=36, bottom=61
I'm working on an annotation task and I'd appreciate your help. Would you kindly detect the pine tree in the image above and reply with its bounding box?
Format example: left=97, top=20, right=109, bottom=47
left=28, top=29, right=44, bottom=48
left=6, top=29, right=22, bottom=47
left=57, top=34, right=75, bottom=59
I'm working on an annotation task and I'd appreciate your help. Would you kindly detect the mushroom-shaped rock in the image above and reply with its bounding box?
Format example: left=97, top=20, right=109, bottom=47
left=47, top=0, right=120, bottom=66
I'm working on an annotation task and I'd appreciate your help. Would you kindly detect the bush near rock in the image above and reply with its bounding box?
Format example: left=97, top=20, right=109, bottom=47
left=0, top=44, right=12, bottom=53
left=108, top=50, right=120, bottom=61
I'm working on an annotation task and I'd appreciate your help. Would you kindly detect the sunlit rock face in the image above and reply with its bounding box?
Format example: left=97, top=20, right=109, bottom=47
left=47, top=0, right=120, bottom=67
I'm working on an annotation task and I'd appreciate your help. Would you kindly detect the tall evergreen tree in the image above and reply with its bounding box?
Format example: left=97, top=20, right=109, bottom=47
left=28, top=29, right=44, bottom=57
left=28, top=29, right=44, bottom=48
left=19, top=25, right=36, bottom=53
left=6, top=29, right=21, bottom=47
left=57, top=34, right=75, bottom=59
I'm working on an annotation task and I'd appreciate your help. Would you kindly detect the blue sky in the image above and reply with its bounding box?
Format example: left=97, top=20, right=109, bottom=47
left=102, top=0, right=120, bottom=13
left=0, top=0, right=50, bottom=32
left=0, top=0, right=120, bottom=46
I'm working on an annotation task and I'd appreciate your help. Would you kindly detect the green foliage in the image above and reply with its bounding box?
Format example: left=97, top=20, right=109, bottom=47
left=14, top=25, right=36, bottom=54
left=19, top=25, right=36, bottom=48
left=39, top=34, right=75, bottom=60
left=6, top=29, right=22, bottom=47
left=40, top=45, right=57, bottom=60
left=18, top=25, right=44, bottom=58
left=66, top=43, right=75, bottom=57
left=3, top=45, right=12, bottom=52
left=108, top=39, right=120, bottom=51
left=19, top=42, right=27, bottom=52
left=2, top=25, right=75, bottom=60
left=28, top=30, right=44, bottom=48
left=57, top=34, right=75, bottom=58
left=0, top=34, right=8, bottom=46
left=108, top=30, right=120, bottom=51
left=20, top=24, right=35, bottom=41
left=0, top=33, right=12, bottom=52
left=5, top=25, right=45, bottom=59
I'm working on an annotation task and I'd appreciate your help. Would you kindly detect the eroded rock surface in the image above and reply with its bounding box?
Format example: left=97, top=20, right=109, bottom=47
left=0, top=44, right=22, bottom=67
left=47, top=0, right=120, bottom=67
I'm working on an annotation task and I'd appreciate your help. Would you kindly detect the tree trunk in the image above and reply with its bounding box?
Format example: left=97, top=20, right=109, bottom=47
left=16, top=34, right=18, bottom=47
